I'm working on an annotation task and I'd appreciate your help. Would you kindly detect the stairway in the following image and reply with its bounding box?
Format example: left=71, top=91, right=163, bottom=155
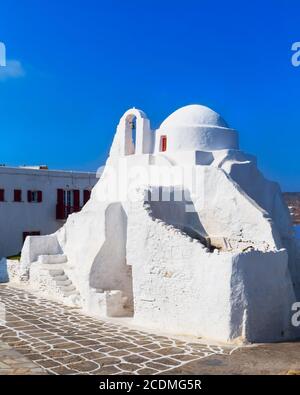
left=48, top=267, right=79, bottom=298
left=29, top=254, right=80, bottom=305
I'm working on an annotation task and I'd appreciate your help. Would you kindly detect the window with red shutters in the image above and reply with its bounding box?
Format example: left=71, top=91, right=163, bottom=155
left=160, top=135, right=167, bottom=152
left=83, top=190, right=91, bottom=205
left=56, top=189, right=82, bottom=220
left=0, top=189, right=4, bottom=202
left=27, top=190, right=42, bottom=203
left=14, top=189, right=22, bottom=202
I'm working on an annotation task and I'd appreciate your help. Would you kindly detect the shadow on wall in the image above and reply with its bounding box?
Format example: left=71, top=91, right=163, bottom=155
left=89, top=203, right=134, bottom=315
left=147, top=186, right=210, bottom=248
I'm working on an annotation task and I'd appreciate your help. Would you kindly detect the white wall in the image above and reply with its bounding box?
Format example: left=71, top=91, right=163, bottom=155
left=0, top=167, right=97, bottom=257
left=127, top=193, right=297, bottom=343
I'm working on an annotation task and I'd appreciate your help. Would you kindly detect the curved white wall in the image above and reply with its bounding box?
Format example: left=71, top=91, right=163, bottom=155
left=155, top=125, right=239, bottom=153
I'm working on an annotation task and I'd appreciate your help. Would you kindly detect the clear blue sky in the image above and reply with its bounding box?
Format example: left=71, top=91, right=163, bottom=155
left=0, top=0, right=299, bottom=190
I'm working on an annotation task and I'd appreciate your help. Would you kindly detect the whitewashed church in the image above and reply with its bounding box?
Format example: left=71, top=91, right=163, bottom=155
left=3, top=104, right=300, bottom=344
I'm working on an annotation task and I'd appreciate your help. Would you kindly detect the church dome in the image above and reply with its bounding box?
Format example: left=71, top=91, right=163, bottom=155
left=160, top=104, right=228, bottom=129
left=156, top=104, right=238, bottom=152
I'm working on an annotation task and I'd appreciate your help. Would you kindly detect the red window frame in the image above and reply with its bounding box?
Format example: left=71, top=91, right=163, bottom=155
left=56, top=189, right=81, bottom=220
left=56, top=189, right=65, bottom=219
left=27, top=190, right=43, bottom=203
left=37, top=191, right=43, bottom=203
left=160, top=135, right=167, bottom=152
left=14, top=189, right=22, bottom=202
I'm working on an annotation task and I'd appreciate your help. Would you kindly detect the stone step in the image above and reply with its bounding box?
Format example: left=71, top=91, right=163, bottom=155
left=41, top=263, right=65, bottom=271
left=61, top=284, right=76, bottom=292
left=52, top=274, right=68, bottom=281
left=62, top=289, right=80, bottom=297
left=55, top=279, right=72, bottom=286
left=49, top=269, right=65, bottom=276
left=30, top=260, right=80, bottom=304
left=38, top=254, right=68, bottom=265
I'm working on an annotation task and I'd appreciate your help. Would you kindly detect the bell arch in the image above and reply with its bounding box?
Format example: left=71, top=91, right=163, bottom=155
left=124, top=113, right=137, bottom=155
left=118, top=108, right=152, bottom=156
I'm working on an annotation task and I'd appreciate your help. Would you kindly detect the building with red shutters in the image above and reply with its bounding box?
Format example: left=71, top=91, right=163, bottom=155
left=0, top=165, right=97, bottom=257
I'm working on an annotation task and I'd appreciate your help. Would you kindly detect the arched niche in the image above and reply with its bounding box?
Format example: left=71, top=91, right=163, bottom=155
left=124, top=114, right=137, bottom=156
left=118, top=108, right=151, bottom=156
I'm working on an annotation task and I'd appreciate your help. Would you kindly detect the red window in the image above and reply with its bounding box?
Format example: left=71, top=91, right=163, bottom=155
left=37, top=191, right=43, bottom=202
left=56, top=189, right=81, bottom=220
left=160, top=135, right=167, bottom=152
left=27, top=190, right=43, bottom=203
left=57, top=189, right=64, bottom=205
left=0, top=189, right=4, bottom=202
left=83, top=190, right=91, bottom=205
left=14, top=189, right=22, bottom=202
left=27, top=190, right=32, bottom=202
left=23, top=231, right=40, bottom=242
left=56, top=189, right=65, bottom=220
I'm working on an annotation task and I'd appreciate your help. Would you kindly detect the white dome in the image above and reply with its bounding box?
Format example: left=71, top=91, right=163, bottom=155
left=156, top=104, right=238, bottom=152
left=160, top=104, right=228, bottom=129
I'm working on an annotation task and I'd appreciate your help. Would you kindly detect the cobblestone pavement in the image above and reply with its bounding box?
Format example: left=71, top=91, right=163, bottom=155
left=0, top=341, right=45, bottom=375
left=0, top=285, right=236, bottom=375
left=166, top=342, right=300, bottom=375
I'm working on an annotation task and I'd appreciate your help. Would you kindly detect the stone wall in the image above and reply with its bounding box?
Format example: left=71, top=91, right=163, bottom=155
left=126, top=191, right=297, bottom=343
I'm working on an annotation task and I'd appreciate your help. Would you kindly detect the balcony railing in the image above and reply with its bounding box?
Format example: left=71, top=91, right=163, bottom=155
left=56, top=204, right=81, bottom=220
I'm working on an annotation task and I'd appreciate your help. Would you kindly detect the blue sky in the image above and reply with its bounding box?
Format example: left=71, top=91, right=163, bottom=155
left=0, top=0, right=299, bottom=190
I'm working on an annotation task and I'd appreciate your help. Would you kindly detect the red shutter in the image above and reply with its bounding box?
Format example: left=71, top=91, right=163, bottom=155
left=73, top=190, right=80, bottom=212
left=37, top=191, right=43, bottom=203
left=83, top=190, right=91, bottom=205
left=57, top=189, right=64, bottom=204
left=14, top=190, right=22, bottom=202
left=27, top=190, right=32, bottom=202
left=56, top=189, right=65, bottom=220
left=0, top=189, right=4, bottom=202
left=56, top=204, right=65, bottom=220
left=161, top=135, right=167, bottom=152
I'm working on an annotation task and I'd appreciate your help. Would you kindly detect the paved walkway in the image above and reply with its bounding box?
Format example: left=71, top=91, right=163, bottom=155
left=2, top=285, right=299, bottom=375
left=0, top=285, right=235, bottom=375
left=167, top=342, right=300, bottom=375
left=0, top=341, right=45, bottom=375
